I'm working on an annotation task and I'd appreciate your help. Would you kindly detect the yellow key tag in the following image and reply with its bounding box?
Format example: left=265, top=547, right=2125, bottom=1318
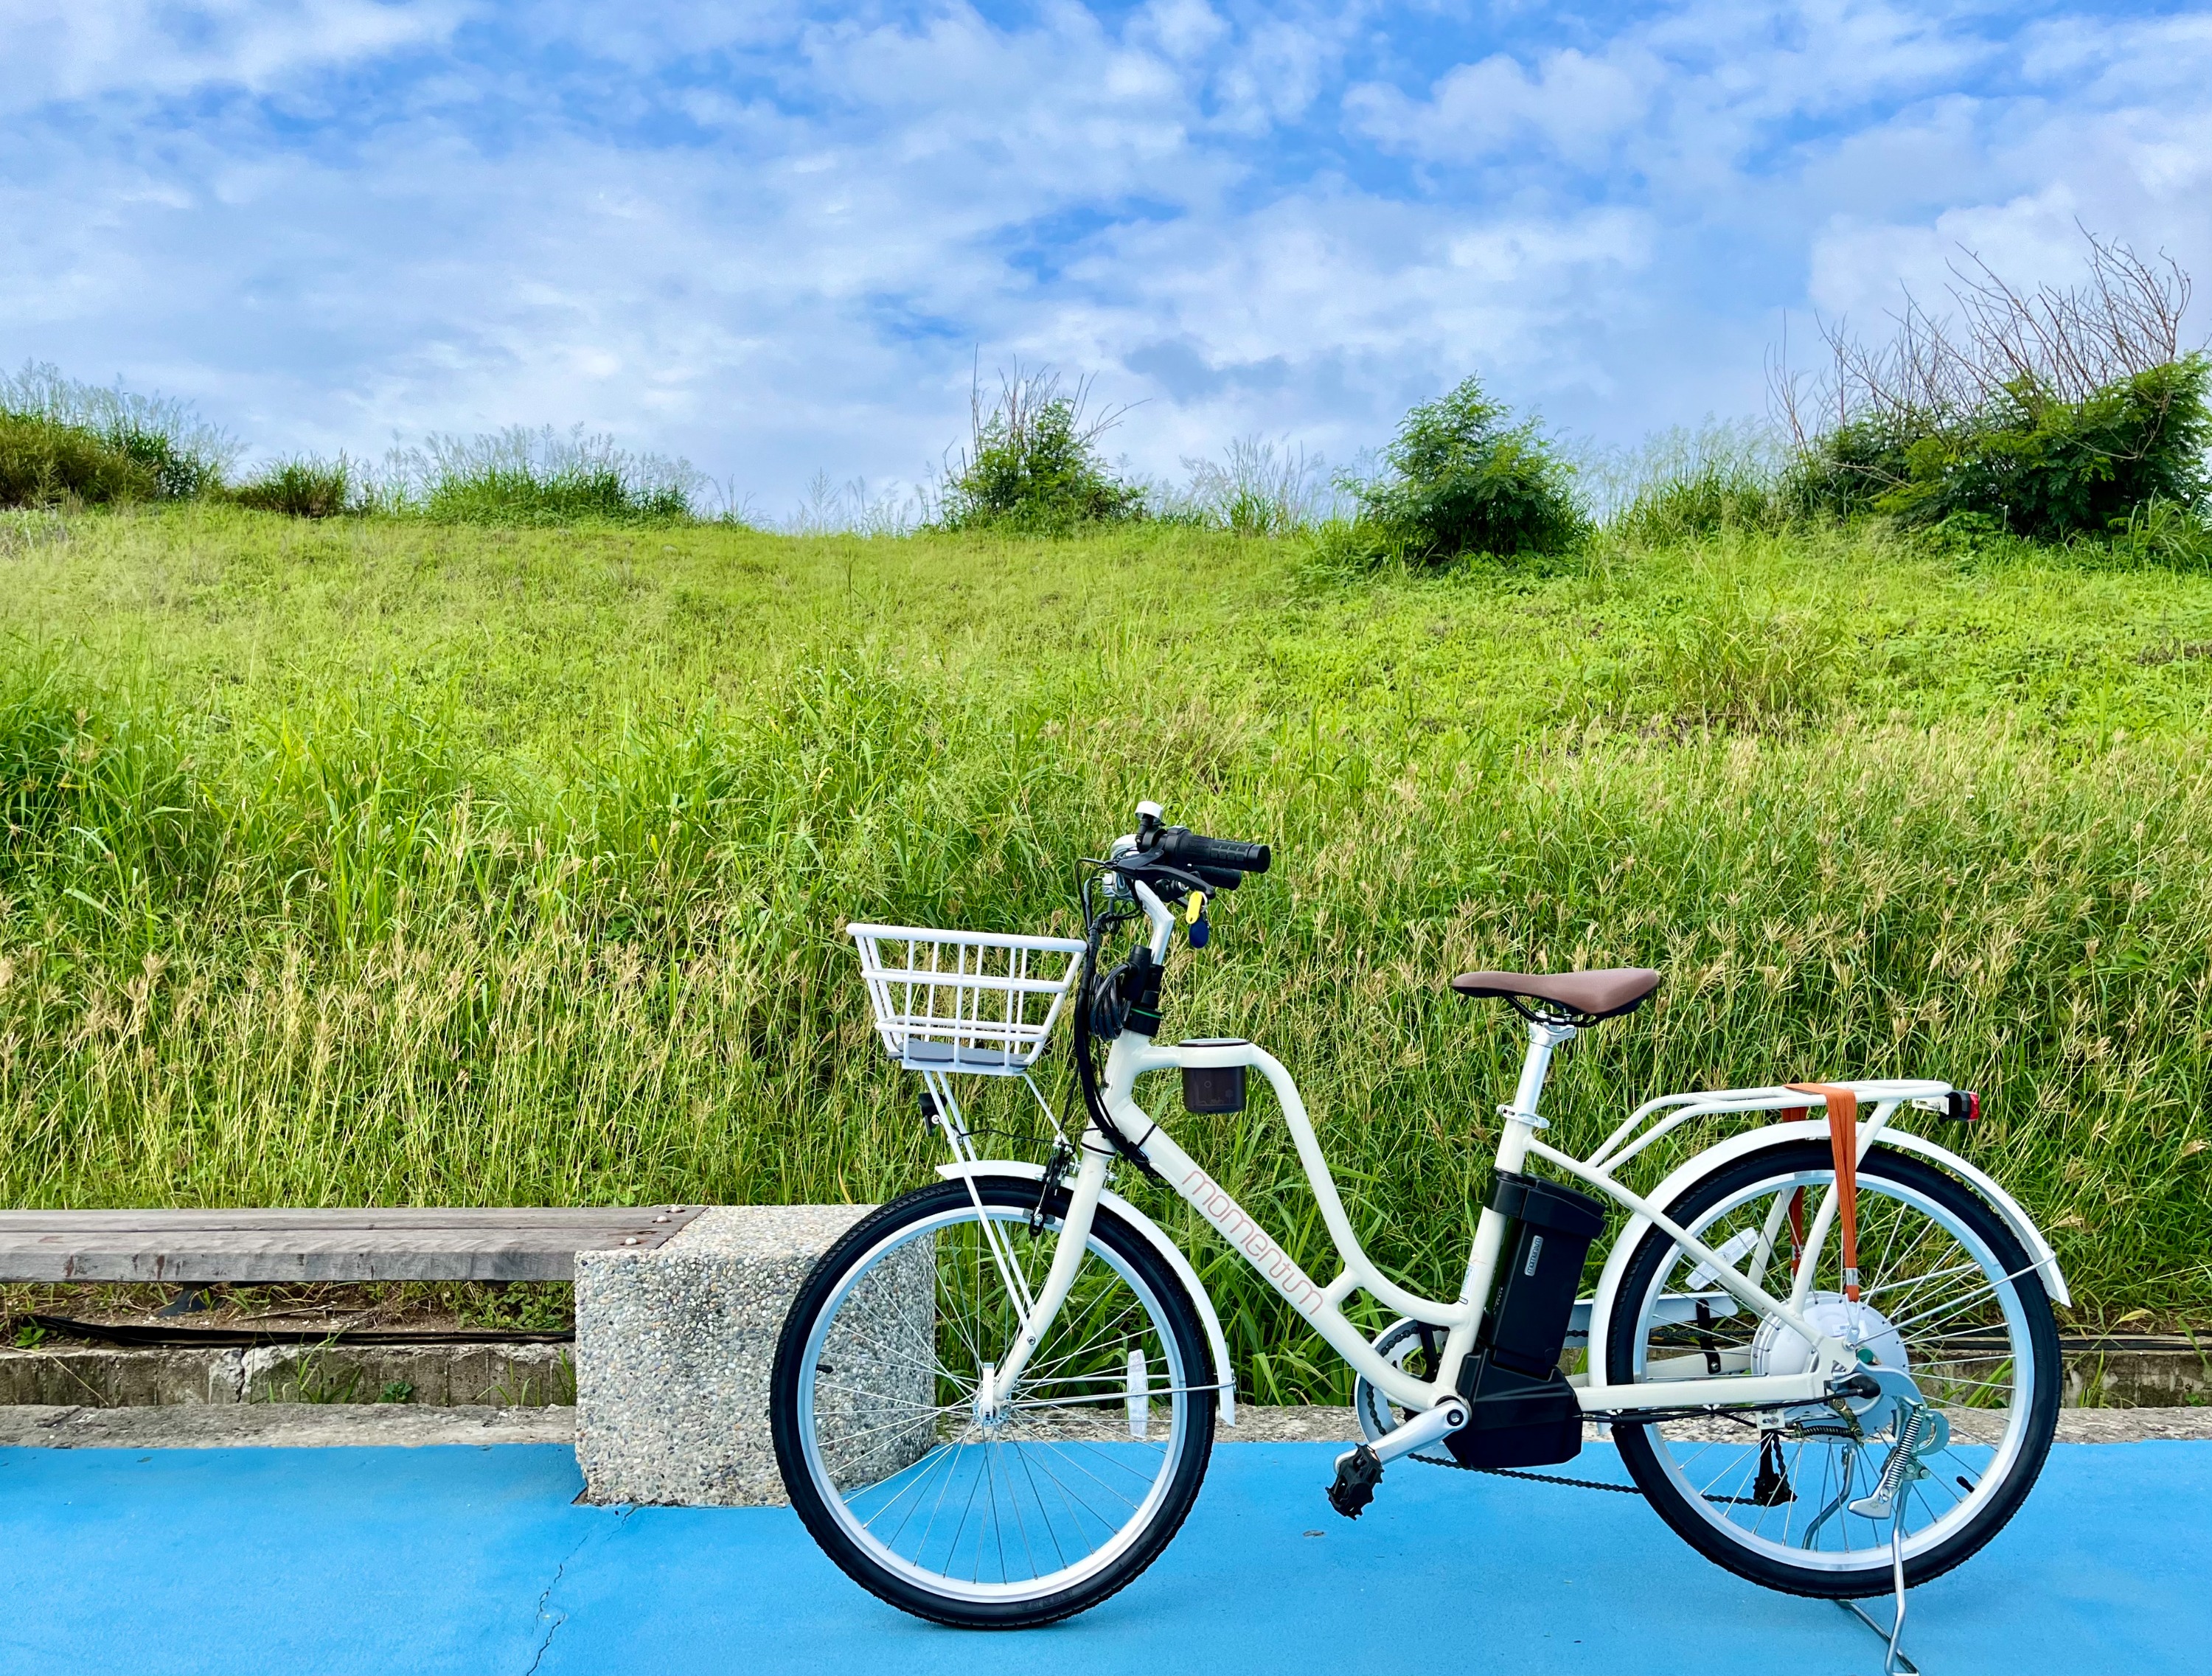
left=1186, top=891, right=1205, bottom=923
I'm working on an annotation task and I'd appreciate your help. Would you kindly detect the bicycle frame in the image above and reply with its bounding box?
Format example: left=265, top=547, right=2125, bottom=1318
left=981, top=882, right=1885, bottom=1425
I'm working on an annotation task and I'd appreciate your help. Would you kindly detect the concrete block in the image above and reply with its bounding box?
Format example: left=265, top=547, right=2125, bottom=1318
left=574, top=1204, right=933, bottom=1507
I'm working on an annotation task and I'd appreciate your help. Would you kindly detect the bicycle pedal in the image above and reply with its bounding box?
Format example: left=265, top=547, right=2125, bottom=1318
left=1326, top=1444, right=1384, bottom=1519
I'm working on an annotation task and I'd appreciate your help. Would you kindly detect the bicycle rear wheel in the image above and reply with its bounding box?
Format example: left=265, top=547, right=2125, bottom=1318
left=770, top=1178, right=1217, bottom=1627
left=1605, top=1143, right=2059, bottom=1598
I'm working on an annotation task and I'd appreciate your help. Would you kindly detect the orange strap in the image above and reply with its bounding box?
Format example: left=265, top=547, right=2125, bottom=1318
left=1786, top=1082, right=1862, bottom=1302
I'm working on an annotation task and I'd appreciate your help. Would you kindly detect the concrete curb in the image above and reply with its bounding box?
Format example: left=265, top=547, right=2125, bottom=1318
left=2, top=1336, right=2201, bottom=1408
left=1219, top=1404, right=2212, bottom=1445
left=0, top=1403, right=575, bottom=1448
left=2, top=1402, right=2206, bottom=1451
left=0, top=1342, right=572, bottom=1407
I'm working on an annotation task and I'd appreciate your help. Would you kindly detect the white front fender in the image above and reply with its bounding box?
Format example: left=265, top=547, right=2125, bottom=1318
left=1580, top=1122, right=2069, bottom=1395
left=936, top=1161, right=1237, bottom=1426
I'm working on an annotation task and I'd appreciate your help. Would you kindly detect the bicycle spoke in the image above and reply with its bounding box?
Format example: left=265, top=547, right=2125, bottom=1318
left=793, top=1195, right=1200, bottom=1607
left=1629, top=1159, right=2043, bottom=1579
left=1880, top=1259, right=2045, bottom=1341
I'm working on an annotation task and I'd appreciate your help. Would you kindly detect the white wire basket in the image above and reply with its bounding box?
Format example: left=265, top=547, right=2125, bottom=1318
left=848, top=923, right=1089, bottom=1076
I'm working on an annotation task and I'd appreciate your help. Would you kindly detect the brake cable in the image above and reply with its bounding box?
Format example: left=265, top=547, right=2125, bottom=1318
left=1029, top=879, right=1159, bottom=1242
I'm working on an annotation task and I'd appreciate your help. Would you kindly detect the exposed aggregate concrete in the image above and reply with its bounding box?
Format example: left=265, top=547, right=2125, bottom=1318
left=572, top=1204, right=916, bottom=1506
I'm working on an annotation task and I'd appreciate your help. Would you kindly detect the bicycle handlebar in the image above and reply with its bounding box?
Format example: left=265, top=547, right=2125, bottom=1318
left=1158, top=830, right=1271, bottom=876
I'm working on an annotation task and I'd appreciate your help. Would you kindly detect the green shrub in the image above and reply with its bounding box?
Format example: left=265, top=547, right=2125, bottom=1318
left=1902, top=359, right=2208, bottom=539
left=1780, top=237, right=2211, bottom=540
left=936, top=369, right=1145, bottom=532
left=1780, top=416, right=1911, bottom=522
left=1790, top=357, right=2211, bottom=540
left=0, top=413, right=158, bottom=507
left=1351, top=376, right=1587, bottom=561
left=232, top=456, right=356, bottom=519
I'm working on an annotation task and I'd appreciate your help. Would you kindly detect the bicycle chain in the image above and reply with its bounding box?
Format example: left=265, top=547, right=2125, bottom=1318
left=1437, top=1456, right=1789, bottom=1507
left=1413, top=1414, right=1806, bottom=1507
left=1467, top=1463, right=1643, bottom=1495
left=1395, top=1434, right=1643, bottom=1496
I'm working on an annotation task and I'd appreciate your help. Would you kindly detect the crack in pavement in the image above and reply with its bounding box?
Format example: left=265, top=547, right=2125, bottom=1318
left=522, top=1506, right=637, bottom=1675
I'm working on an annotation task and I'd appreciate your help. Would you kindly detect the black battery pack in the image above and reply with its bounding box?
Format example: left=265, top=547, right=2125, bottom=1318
left=1442, top=1171, right=1607, bottom=1470
left=1481, top=1171, right=1607, bottom=1377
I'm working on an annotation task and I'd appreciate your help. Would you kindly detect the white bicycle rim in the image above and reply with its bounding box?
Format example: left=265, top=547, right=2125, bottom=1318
left=792, top=1203, right=1195, bottom=1607
left=1626, top=1167, right=2040, bottom=1575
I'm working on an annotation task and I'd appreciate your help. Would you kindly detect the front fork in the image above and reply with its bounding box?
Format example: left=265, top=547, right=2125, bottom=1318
left=974, top=1133, right=1115, bottom=1415
left=984, top=879, right=1176, bottom=1411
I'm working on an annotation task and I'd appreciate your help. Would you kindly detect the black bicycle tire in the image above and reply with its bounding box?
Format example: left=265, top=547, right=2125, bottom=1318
left=769, top=1178, right=1219, bottom=1629
left=1605, top=1142, right=2060, bottom=1599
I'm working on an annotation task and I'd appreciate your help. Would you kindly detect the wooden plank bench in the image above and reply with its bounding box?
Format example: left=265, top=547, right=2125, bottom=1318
left=0, top=1207, right=708, bottom=1284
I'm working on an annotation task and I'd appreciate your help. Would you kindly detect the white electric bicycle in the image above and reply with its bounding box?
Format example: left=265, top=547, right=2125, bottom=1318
left=770, top=802, right=2064, bottom=1631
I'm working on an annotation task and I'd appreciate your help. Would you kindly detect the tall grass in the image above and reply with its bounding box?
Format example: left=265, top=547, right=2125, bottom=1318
left=0, top=361, right=237, bottom=499
left=785, top=473, right=922, bottom=537
left=372, top=425, right=705, bottom=524
left=1588, top=420, right=1787, bottom=545
left=0, top=414, right=158, bottom=508
left=232, top=456, right=358, bottom=519
left=1169, top=437, right=1338, bottom=535
left=3, top=509, right=2210, bottom=1397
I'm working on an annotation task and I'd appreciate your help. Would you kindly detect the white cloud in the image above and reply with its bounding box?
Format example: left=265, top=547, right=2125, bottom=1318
left=1347, top=48, right=1655, bottom=167
left=1344, top=1, right=2000, bottom=180
left=1797, top=11, right=2212, bottom=330
left=2, top=1, right=2208, bottom=510
left=1138, top=0, right=1228, bottom=63
left=1, top=0, right=465, bottom=111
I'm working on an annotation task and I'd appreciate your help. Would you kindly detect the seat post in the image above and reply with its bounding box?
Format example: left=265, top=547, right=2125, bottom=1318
left=1506, top=1020, right=1576, bottom=1126
left=1460, top=1017, right=1582, bottom=1318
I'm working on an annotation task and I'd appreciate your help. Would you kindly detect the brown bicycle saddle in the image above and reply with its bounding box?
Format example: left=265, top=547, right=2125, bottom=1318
left=1450, top=967, right=1661, bottom=1023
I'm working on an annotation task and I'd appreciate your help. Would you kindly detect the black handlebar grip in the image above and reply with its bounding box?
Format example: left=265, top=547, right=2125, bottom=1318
left=1164, top=831, right=1272, bottom=874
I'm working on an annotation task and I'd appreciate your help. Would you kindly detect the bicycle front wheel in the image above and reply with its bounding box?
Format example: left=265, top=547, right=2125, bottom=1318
left=770, top=1178, right=1217, bottom=1628
left=1605, top=1142, right=2060, bottom=1599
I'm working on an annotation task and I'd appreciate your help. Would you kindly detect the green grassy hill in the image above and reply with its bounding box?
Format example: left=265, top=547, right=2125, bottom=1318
left=4, top=504, right=2209, bottom=1396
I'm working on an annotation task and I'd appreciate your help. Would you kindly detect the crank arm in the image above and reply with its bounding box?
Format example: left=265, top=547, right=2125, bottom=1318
left=1346, top=1397, right=1470, bottom=1470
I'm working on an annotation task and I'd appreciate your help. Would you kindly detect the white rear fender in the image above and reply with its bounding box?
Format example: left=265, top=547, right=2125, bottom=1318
left=1579, top=1123, right=2068, bottom=1395
left=936, top=1161, right=1237, bottom=1426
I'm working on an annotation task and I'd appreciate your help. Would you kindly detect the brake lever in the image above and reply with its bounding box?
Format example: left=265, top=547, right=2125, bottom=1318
left=1146, top=864, right=1212, bottom=898
left=1108, top=851, right=1213, bottom=901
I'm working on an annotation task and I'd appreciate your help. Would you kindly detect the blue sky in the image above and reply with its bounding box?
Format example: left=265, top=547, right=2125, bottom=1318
left=6, top=1, right=2210, bottom=512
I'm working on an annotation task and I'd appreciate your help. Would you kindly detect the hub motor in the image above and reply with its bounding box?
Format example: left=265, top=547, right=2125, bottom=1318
left=1751, top=1292, right=1909, bottom=1426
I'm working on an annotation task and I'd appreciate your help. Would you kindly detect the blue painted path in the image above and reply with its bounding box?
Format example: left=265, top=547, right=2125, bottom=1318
left=1, top=1439, right=2202, bottom=1675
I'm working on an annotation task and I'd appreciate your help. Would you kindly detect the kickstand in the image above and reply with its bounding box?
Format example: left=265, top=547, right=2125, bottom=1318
left=1832, top=1512, right=1919, bottom=1675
